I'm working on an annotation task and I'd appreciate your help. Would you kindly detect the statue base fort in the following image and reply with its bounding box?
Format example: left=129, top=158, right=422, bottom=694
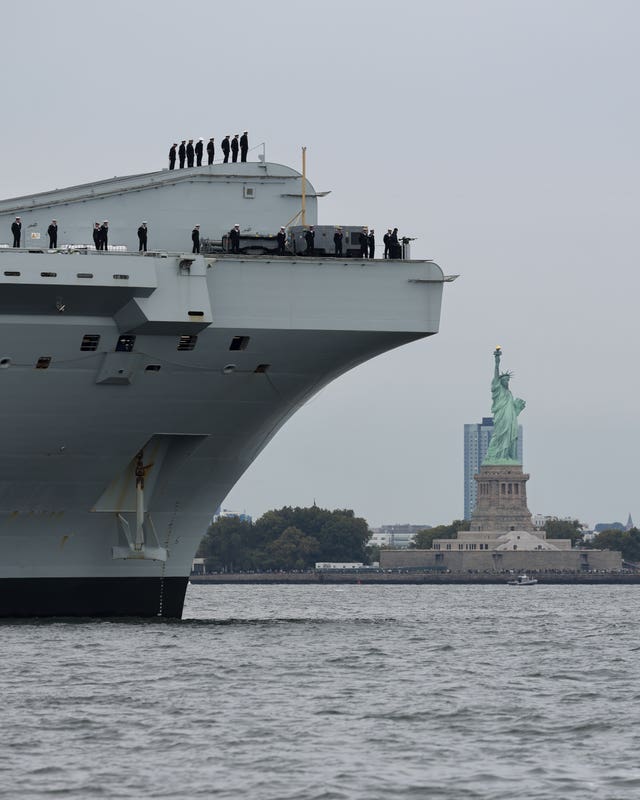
left=470, top=463, right=534, bottom=532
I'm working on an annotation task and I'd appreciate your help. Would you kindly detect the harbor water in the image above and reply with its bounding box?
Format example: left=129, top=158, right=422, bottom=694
left=2, top=584, right=640, bottom=799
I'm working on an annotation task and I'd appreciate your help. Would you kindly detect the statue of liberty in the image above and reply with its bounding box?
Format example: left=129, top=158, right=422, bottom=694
left=483, top=347, right=525, bottom=464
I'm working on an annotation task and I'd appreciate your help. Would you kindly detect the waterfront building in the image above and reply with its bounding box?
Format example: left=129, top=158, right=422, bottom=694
left=370, top=524, right=430, bottom=549
left=464, top=418, right=522, bottom=519
left=212, top=508, right=253, bottom=524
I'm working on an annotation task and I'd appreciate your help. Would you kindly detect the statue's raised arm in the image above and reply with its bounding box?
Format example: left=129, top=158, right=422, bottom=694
left=484, top=347, right=526, bottom=465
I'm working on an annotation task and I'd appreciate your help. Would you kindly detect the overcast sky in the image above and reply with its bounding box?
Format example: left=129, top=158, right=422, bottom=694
left=2, top=1, right=639, bottom=528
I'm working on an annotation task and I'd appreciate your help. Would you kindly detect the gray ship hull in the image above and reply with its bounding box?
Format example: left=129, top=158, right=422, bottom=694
left=0, top=165, right=447, bottom=617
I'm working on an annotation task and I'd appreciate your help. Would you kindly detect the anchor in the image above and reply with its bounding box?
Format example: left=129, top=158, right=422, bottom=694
left=112, top=450, right=168, bottom=562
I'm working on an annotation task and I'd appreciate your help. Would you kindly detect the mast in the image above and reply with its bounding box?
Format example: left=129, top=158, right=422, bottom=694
left=301, top=146, right=307, bottom=227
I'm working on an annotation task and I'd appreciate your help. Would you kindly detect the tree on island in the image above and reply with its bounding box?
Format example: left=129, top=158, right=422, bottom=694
left=197, top=505, right=372, bottom=572
left=411, top=520, right=470, bottom=549
left=590, top=527, right=640, bottom=562
left=544, top=519, right=584, bottom=547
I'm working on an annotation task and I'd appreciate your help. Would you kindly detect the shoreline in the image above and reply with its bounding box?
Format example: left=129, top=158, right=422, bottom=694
left=189, top=572, right=640, bottom=586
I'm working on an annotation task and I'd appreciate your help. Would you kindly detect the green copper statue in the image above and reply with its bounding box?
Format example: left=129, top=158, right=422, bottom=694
left=483, top=347, right=525, bottom=464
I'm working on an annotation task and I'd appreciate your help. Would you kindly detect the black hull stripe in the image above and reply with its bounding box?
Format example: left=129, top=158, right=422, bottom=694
left=0, top=577, right=188, bottom=618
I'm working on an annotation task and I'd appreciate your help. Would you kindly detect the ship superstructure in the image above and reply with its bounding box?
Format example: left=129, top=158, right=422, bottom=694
left=0, top=162, right=449, bottom=617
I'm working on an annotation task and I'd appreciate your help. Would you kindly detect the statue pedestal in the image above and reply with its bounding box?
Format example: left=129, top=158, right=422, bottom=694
left=470, top=463, right=534, bottom=531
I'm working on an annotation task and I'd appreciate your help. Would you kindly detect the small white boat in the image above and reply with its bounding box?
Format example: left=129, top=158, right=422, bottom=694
left=507, top=573, right=538, bottom=586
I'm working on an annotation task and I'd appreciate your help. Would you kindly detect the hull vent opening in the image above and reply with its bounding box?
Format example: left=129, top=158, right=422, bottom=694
left=230, top=335, right=250, bottom=351
left=40, top=272, right=57, bottom=278
left=4, top=271, right=20, bottom=277
left=116, top=335, right=136, bottom=353
left=36, top=357, right=52, bottom=369
left=113, top=274, right=130, bottom=280
left=178, top=335, right=198, bottom=351
left=188, top=311, right=204, bottom=318
left=145, top=365, right=162, bottom=372
left=254, top=364, right=271, bottom=373
left=81, top=334, right=101, bottom=351
left=77, top=272, right=94, bottom=279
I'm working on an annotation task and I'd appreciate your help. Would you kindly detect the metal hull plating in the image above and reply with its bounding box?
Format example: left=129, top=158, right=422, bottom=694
left=0, top=166, right=447, bottom=617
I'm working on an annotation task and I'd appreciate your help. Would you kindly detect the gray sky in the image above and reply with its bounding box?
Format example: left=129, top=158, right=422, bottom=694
left=3, top=1, right=639, bottom=527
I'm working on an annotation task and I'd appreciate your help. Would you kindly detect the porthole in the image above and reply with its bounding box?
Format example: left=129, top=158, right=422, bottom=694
left=222, top=364, right=236, bottom=374
left=0, top=358, right=11, bottom=369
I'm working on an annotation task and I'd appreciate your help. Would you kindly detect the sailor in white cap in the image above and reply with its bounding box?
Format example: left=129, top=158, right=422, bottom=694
left=222, top=135, right=231, bottom=163
left=169, top=143, right=177, bottom=170
left=383, top=228, right=392, bottom=259
left=192, top=225, right=200, bottom=254
left=207, top=137, right=215, bottom=165
left=195, top=138, right=204, bottom=166
left=47, top=219, right=58, bottom=249
left=304, top=226, right=315, bottom=255
left=240, top=131, right=249, bottom=162
left=137, top=221, right=148, bottom=253
left=229, top=223, right=241, bottom=253
left=277, top=225, right=286, bottom=255
left=368, top=228, right=375, bottom=260
left=186, top=139, right=195, bottom=168
left=359, top=227, right=368, bottom=259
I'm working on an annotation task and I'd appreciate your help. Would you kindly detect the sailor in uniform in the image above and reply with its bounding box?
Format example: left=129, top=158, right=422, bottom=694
left=192, top=225, right=200, bottom=254
left=276, top=226, right=286, bottom=255
left=304, top=226, right=315, bottom=255
left=100, top=220, right=109, bottom=252
left=333, top=227, right=343, bottom=256
left=231, top=134, right=239, bottom=163
left=92, top=222, right=101, bottom=250
left=368, top=229, right=375, bottom=259
left=11, top=217, right=21, bottom=248
left=178, top=140, right=186, bottom=169
left=47, top=220, right=58, bottom=248
left=229, top=223, right=241, bottom=253
left=222, top=135, right=230, bottom=163
left=383, top=228, right=392, bottom=259
left=169, top=143, right=177, bottom=170
left=240, top=131, right=249, bottom=162
left=186, top=139, right=195, bottom=168
left=359, top=227, right=368, bottom=258
left=389, top=227, right=399, bottom=258
left=137, top=222, right=148, bottom=252
left=195, top=138, right=204, bottom=166
left=207, top=138, right=215, bottom=165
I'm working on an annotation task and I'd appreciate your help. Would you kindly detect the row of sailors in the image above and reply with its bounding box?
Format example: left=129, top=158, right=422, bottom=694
left=9, top=217, right=401, bottom=258
left=10, top=217, right=151, bottom=252
left=302, top=226, right=402, bottom=259
left=169, top=132, right=249, bottom=169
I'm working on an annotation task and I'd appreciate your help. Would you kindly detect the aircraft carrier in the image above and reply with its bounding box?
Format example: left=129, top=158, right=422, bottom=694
left=0, top=160, right=449, bottom=617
